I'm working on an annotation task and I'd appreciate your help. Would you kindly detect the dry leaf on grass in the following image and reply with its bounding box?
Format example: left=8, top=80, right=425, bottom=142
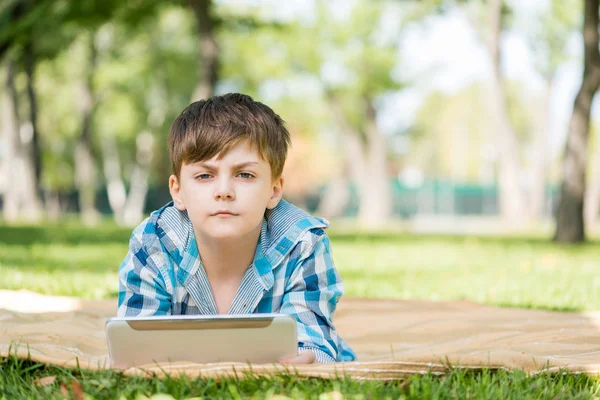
left=59, top=383, right=69, bottom=398
left=34, top=375, right=56, bottom=387
left=58, top=379, right=85, bottom=400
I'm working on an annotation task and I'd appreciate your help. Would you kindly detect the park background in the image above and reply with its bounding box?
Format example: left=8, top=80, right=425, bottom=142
left=2, top=0, right=600, bottom=241
left=2, top=0, right=600, bottom=398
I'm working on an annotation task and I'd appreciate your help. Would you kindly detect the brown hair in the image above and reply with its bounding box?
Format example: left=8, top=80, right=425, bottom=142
left=168, top=93, right=291, bottom=180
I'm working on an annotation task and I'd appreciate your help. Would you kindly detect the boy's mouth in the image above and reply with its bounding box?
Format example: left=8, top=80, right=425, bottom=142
left=212, top=210, right=238, bottom=216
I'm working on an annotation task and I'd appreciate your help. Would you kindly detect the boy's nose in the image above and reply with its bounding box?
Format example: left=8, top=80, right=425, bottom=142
left=213, top=179, right=235, bottom=201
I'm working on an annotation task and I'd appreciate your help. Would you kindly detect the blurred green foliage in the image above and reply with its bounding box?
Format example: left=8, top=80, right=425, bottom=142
left=0, top=0, right=590, bottom=230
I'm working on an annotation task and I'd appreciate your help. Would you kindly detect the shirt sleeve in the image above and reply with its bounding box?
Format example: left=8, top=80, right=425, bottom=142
left=117, top=223, right=172, bottom=317
left=279, top=231, right=344, bottom=363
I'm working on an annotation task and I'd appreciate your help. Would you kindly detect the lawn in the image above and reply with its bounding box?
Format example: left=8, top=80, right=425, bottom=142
left=1, top=223, right=599, bottom=398
left=1, top=224, right=598, bottom=311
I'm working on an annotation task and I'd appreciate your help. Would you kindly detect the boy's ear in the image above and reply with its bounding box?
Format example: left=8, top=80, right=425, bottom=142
left=266, top=176, right=284, bottom=210
left=169, top=175, right=186, bottom=210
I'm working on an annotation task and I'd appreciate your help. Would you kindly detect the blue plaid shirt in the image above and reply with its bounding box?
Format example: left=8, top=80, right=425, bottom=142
left=117, top=199, right=356, bottom=363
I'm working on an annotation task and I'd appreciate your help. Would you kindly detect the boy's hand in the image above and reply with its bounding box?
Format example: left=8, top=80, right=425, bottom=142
left=278, top=350, right=316, bottom=364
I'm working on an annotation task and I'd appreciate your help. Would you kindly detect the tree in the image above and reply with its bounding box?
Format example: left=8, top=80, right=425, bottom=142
left=74, top=32, right=101, bottom=225
left=2, top=0, right=102, bottom=221
left=1, top=56, right=43, bottom=222
left=1, top=0, right=166, bottom=223
left=555, top=0, right=600, bottom=242
left=0, top=0, right=51, bottom=221
left=219, top=0, right=434, bottom=226
left=429, top=0, right=528, bottom=220
left=92, top=7, right=199, bottom=225
left=526, top=0, right=580, bottom=221
left=188, top=0, right=218, bottom=101
left=291, top=1, right=407, bottom=227
left=587, top=128, right=600, bottom=229
left=439, top=0, right=579, bottom=223
left=483, top=0, right=528, bottom=222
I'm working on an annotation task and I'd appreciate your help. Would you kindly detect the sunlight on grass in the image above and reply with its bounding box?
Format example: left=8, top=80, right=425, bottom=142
left=0, top=267, right=119, bottom=299
left=332, top=237, right=600, bottom=311
left=0, top=242, right=126, bottom=299
left=0, top=226, right=599, bottom=311
left=0, top=243, right=127, bottom=272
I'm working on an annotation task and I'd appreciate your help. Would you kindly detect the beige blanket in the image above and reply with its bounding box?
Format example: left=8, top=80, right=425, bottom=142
left=1, top=290, right=599, bottom=380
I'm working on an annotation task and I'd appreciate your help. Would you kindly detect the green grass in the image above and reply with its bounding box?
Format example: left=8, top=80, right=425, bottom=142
left=1, top=356, right=599, bottom=399
left=1, top=224, right=599, bottom=311
left=332, top=235, right=600, bottom=312
left=1, top=223, right=600, bottom=398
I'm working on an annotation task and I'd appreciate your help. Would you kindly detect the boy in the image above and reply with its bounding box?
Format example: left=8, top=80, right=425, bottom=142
left=117, top=93, right=356, bottom=364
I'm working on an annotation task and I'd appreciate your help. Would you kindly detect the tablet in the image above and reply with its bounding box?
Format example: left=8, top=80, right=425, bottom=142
left=105, top=313, right=297, bottom=368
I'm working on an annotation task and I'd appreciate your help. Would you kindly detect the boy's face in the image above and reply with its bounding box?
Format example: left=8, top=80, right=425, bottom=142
left=169, top=141, right=284, bottom=241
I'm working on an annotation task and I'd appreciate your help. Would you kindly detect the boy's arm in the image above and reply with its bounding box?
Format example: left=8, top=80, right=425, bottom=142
left=117, top=226, right=172, bottom=317
left=279, top=232, right=344, bottom=363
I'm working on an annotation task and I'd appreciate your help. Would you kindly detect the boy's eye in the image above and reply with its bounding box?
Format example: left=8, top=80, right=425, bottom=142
left=238, top=172, right=254, bottom=179
left=195, top=174, right=212, bottom=180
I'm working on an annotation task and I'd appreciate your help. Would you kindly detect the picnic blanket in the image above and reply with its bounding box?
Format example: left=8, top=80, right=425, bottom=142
left=1, top=290, right=599, bottom=380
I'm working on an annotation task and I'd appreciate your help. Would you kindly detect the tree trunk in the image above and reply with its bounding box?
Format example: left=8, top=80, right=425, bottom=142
left=317, top=132, right=366, bottom=219
left=189, top=0, right=218, bottom=101
left=75, top=34, right=100, bottom=226
left=43, top=188, right=62, bottom=222
left=555, top=0, right=600, bottom=243
left=102, top=135, right=127, bottom=224
left=23, top=41, right=42, bottom=188
left=122, top=131, right=154, bottom=226
left=318, top=175, right=350, bottom=219
left=322, top=92, right=367, bottom=219
left=357, top=100, right=392, bottom=228
left=1, top=58, right=42, bottom=222
left=2, top=60, right=20, bottom=222
left=75, top=141, right=99, bottom=225
left=486, top=0, right=528, bottom=222
left=344, top=128, right=368, bottom=202
left=21, top=44, right=43, bottom=221
left=102, top=131, right=154, bottom=227
left=585, top=135, right=600, bottom=229
left=323, top=92, right=391, bottom=227
left=530, top=76, right=553, bottom=220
